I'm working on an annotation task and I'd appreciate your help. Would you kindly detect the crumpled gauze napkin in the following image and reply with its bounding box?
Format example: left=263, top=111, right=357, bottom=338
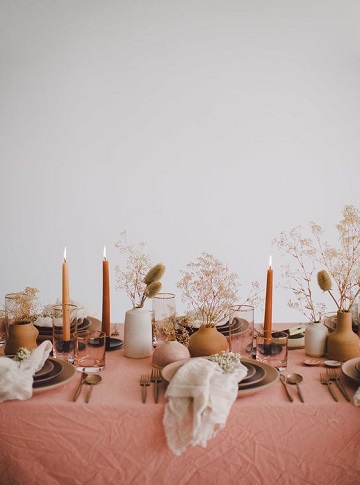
left=353, top=386, right=360, bottom=406
left=163, top=358, right=248, bottom=456
left=34, top=298, right=89, bottom=327
left=0, top=340, right=53, bottom=402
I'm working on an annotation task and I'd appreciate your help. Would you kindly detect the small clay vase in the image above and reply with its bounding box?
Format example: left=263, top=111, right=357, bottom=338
left=326, top=311, right=360, bottom=361
left=4, top=322, right=39, bottom=355
left=188, top=324, right=228, bottom=357
left=305, top=321, right=328, bottom=357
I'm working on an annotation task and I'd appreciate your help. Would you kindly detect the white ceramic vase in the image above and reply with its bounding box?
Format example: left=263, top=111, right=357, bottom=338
left=124, top=307, right=152, bottom=358
left=304, top=321, right=328, bottom=357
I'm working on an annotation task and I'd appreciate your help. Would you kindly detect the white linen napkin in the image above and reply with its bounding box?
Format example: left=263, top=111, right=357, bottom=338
left=34, top=299, right=89, bottom=327
left=353, top=386, right=360, bottom=406
left=0, top=340, right=53, bottom=402
left=163, top=357, right=248, bottom=456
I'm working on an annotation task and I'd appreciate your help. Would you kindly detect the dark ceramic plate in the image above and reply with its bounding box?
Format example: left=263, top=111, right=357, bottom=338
left=35, top=318, right=91, bottom=335
left=238, top=361, right=266, bottom=389
left=33, top=358, right=63, bottom=386
left=33, top=359, right=54, bottom=380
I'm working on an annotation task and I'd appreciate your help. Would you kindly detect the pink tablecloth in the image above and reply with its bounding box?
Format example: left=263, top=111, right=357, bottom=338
left=0, top=325, right=359, bottom=485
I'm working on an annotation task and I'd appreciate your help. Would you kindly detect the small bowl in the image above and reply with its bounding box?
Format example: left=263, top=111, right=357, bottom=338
left=152, top=341, right=190, bottom=369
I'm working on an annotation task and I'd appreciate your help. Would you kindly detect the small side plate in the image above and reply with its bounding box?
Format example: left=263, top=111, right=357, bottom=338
left=324, top=360, right=342, bottom=368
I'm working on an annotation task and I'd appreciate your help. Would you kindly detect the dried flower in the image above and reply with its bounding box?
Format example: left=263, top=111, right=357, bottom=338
left=15, top=347, right=31, bottom=361
left=144, top=264, right=165, bottom=285
left=8, top=288, right=42, bottom=324
left=273, top=226, right=325, bottom=322
left=275, top=205, right=360, bottom=316
left=317, top=270, right=333, bottom=292
left=208, top=351, right=242, bottom=373
left=115, top=232, right=152, bottom=307
left=177, top=252, right=239, bottom=326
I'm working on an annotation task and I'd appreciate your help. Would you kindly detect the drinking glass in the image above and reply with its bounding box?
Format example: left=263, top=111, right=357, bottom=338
left=52, top=304, right=77, bottom=363
left=0, top=309, right=6, bottom=346
left=256, top=331, right=288, bottom=369
left=152, top=293, right=176, bottom=347
left=228, top=304, right=254, bottom=357
left=74, top=330, right=106, bottom=372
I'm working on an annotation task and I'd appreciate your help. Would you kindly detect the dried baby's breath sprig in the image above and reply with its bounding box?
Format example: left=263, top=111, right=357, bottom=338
left=9, top=288, right=42, bottom=324
left=15, top=347, right=31, bottom=361
left=209, top=351, right=242, bottom=373
left=274, top=205, right=360, bottom=317
left=177, top=252, right=239, bottom=326
left=115, top=232, right=152, bottom=308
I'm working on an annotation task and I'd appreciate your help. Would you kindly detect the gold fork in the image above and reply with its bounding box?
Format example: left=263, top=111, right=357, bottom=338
left=140, top=374, right=150, bottom=403
left=320, top=373, right=338, bottom=402
left=326, top=368, right=351, bottom=402
left=150, top=368, right=162, bottom=403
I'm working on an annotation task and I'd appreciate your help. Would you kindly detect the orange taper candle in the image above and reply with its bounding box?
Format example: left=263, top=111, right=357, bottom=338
left=264, top=256, right=273, bottom=341
left=62, top=246, right=70, bottom=341
left=102, top=246, right=111, bottom=337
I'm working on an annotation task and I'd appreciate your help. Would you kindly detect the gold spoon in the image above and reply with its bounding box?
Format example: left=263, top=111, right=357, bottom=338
left=85, top=374, right=102, bottom=403
left=287, top=373, right=304, bottom=402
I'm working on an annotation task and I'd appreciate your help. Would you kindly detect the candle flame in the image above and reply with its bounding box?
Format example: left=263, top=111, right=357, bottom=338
left=269, top=255, right=272, bottom=269
left=63, top=246, right=67, bottom=263
left=103, top=245, right=107, bottom=261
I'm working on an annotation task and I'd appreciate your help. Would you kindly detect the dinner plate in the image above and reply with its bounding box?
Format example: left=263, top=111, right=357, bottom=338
left=161, top=357, right=278, bottom=397
left=342, top=357, right=360, bottom=384
left=33, top=359, right=54, bottom=379
left=241, top=362, right=256, bottom=382
left=35, top=317, right=91, bottom=335
left=238, top=362, right=266, bottom=389
left=32, top=359, right=76, bottom=393
left=33, top=358, right=63, bottom=385
left=355, top=361, right=360, bottom=374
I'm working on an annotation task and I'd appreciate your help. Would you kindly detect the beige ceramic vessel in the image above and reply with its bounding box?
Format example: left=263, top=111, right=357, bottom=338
left=326, top=311, right=360, bottom=361
left=4, top=322, right=39, bottom=355
left=188, top=324, right=228, bottom=357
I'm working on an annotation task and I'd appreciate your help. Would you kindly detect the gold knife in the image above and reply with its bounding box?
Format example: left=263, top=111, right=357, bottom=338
left=73, top=372, right=87, bottom=401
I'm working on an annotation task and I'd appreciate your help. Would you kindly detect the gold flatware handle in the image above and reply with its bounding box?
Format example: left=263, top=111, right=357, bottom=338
left=86, top=384, right=93, bottom=404
left=73, top=372, right=87, bottom=402
left=335, top=379, right=351, bottom=402
left=154, top=380, right=159, bottom=404
left=141, top=385, right=147, bottom=403
left=326, top=382, right=338, bottom=402
left=280, top=376, right=293, bottom=402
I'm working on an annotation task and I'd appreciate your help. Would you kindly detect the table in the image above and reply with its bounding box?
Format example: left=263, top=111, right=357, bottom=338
left=1, top=324, right=359, bottom=485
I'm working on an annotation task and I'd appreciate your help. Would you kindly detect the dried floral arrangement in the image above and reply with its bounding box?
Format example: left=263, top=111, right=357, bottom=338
left=273, top=226, right=325, bottom=322
left=7, top=287, right=42, bottom=324
left=274, top=205, right=360, bottom=319
left=114, top=231, right=165, bottom=308
left=177, top=252, right=262, bottom=327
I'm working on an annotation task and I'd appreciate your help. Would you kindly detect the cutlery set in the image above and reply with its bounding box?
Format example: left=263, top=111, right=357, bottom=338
left=73, top=371, right=102, bottom=403
left=320, top=369, right=351, bottom=402
left=140, top=368, right=162, bottom=403
left=280, top=368, right=351, bottom=403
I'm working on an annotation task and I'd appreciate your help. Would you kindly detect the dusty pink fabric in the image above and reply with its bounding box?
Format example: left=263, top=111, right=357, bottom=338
left=0, top=326, right=359, bottom=485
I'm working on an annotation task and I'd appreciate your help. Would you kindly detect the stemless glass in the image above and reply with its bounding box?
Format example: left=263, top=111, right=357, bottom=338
left=52, top=304, right=78, bottom=363
left=152, top=293, right=176, bottom=347
left=74, top=330, right=106, bottom=372
left=228, top=304, right=254, bottom=357
left=0, top=309, right=6, bottom=346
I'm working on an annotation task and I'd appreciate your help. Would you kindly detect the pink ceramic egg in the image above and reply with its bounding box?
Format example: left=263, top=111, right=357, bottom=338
left=152, top=341, right=190, bottom=369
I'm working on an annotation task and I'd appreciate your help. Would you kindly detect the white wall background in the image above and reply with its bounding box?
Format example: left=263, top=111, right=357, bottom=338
left=1, top=0, right=359, bottom=324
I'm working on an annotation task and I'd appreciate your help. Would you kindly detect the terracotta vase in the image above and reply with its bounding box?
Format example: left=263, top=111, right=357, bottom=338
left=123, top=307, right=152, bottom=358
left=4, top=322, right=39, bottom=355
left=188, top=324, right=228, bottom=357
left=326, top=311, right=360, bottom=361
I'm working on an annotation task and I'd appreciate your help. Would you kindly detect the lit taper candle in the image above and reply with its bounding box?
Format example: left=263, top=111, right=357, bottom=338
left=102, top=246, right=111, bottom=337
left=264, top=256, right=273, bottom=342
left=62, top=246, right=70, bottom=341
